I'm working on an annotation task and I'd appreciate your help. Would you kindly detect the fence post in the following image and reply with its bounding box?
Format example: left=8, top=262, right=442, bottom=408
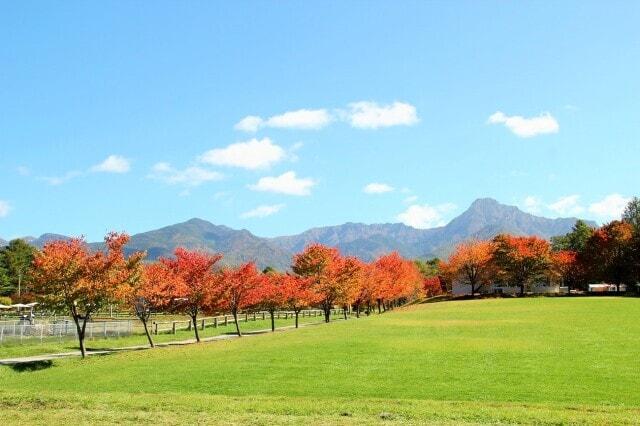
left=262, top=312, right=266, bottom=320
left=172, top=322, right=176, bottom=334
left=104, top=321, right=107, bottom=337
left=253, top=312, right=256, bottom=321
left=224, top=316, right=228, bottom=326
left=154, top=322, right=158, bottom=335
left=245, top=313, right=248, bottom=322
left=187, top=320, right=192, bottom=331
left=201, top=319, right=205, bottom=330
left=214, top=317, right=218, bottom=328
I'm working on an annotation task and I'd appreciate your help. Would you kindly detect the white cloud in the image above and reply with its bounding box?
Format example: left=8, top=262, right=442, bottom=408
left=488, top=111, right=559, bottom=138
left=234, top=116, right=263, bottom=132
left=199, top=138, right=285, bottom=170
left=523, top=196, right=542, bottom=214
left=588, top=194, right=631, bottom=219
left=396, top=203, right=456, bottom=229
left=240, top=204, right=285, bottom=219
left=148, top=162, right=223, bottom=187
left=547, top=195, right=584, bottom=216
left=90, top=155, right=131, bottom=173
left=235, top=109, right=331, bottom=132
left=346, top=101, right=419, bottom=129
left=41, top=170, right=82, bottom=186
left=363, top=183, right=394, bottom=194
left=403, top=195, right=418, bottom=204
left=0, top=200, right=10, bottom=218
left=249, top=171, right=316, bottom=196
left=266, top=109, right=332, bottom=130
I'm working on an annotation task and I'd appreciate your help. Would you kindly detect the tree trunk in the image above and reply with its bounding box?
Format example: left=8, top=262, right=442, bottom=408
left=343, top=306, right=348, bottom=320
left=270, top=309, right=275, bottom=332
left=233, top=310, right=242, bottom=336
left=142, top=318, right=155, bottom=348
left=191, top=315, right=201, bottom=342
left=295, top=310, right=299, bottom=328
left=323, top=305, right=331, bottom=323
left=520, top=284, right=525, bottom=296
left=356, top=303, right=360, bottom=318
left=377, top=299, right=381, bottom=314
left=72, top=313, right=88, bottom=359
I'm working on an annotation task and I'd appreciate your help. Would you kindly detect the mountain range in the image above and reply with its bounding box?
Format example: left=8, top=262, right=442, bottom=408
left=1, top=198, right=595, bottom=270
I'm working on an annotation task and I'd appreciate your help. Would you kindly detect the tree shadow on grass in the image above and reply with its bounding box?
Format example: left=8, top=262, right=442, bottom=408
left=8, top=360, right=54, bottom=372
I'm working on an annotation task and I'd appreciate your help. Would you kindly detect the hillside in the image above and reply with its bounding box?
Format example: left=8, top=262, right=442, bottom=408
left=4, top=198, right=595, bottom=268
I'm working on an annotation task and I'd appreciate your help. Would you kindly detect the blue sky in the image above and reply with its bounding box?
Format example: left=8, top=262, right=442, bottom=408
left=1, top=1, right=639, bottom=241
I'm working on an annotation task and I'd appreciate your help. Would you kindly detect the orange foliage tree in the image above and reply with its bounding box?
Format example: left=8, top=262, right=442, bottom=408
left=132, top=262, right=178, bottom=347
left=491, top=234, right=552, bottom=296
left=31, top=233, right=144, bottom=358
left=446, top=240, right=494, bottom=296
left=292, top=244, right=344, bottom=323
left=551, top=250, right=578, bottom=291
left=160, top=248, right=223, bottom=343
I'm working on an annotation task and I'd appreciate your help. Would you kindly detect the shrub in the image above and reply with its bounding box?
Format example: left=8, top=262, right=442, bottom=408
left=0, top=296, right=12, bottom=305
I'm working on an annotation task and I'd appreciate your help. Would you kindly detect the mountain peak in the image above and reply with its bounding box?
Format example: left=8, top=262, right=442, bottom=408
left=469, top=197, right=501, bottom=208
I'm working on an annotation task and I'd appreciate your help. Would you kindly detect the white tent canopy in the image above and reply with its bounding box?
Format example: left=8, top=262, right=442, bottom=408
left=0, top=302, right=38, bottom=309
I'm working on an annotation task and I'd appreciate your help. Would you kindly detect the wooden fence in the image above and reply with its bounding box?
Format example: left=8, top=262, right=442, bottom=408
left=151, top=309, right=344, bottom=335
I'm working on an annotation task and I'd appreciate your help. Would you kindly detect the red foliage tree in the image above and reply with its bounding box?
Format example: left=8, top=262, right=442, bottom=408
left=423, top=276, right=443, bottom=297
left=255, top=271, right=287, bottom=332
left=281, top=274, right=317, bottom=328
left=581, top=220, right=634, bottom=291
left=218, top=262, right=262, bottom=336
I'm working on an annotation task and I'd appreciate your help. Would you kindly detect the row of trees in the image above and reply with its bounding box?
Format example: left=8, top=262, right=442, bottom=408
left=442, top=197, right=640, bottom=295
left=29, top=238, right=426, bottom=358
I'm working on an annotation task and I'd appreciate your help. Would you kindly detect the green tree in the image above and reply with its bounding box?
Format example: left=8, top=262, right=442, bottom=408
left=551, top=220, right=594, bottom=252
left=0, top=263, right=11, bottom=296
left=622, top=197, right=640, bottom=232
left=0, top=239, right=37, bottom=300
left=414, top=258, right=440, bottom=278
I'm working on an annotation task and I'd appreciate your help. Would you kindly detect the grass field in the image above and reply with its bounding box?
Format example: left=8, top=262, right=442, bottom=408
left=1, top=297, right=639, bottom=424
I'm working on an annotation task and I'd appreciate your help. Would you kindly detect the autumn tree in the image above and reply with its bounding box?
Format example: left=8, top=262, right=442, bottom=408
left=292, top=244, right=343, bottom=322
left=281, top=274, right=317, bottom=327
left=333, top=256, right=364, bottom=320
left=446, top=240, right=494, bottom=296
left=370, top=252, right=422, bottom=311
left=581, top=221, right=633, bottom=291
left=161, top=248, right=223, bottom=343
left=218, top=262, right=262, bottom=336
left=256, top=270, right=287, bottom=332
left=491, top=234, right=552, bottom=296
left=423, top=276, right=443, bottom=297
left=131, top=262, right=175, bottom=347
left=354, top=263, right=377, bottom=317
left=32, top=233, right=143, bottom=358
left=551, top=250, right=579, bottom=291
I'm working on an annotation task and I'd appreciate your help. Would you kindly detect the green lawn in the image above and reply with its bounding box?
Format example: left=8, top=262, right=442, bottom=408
left=1, top=297, right=639, bottom=424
